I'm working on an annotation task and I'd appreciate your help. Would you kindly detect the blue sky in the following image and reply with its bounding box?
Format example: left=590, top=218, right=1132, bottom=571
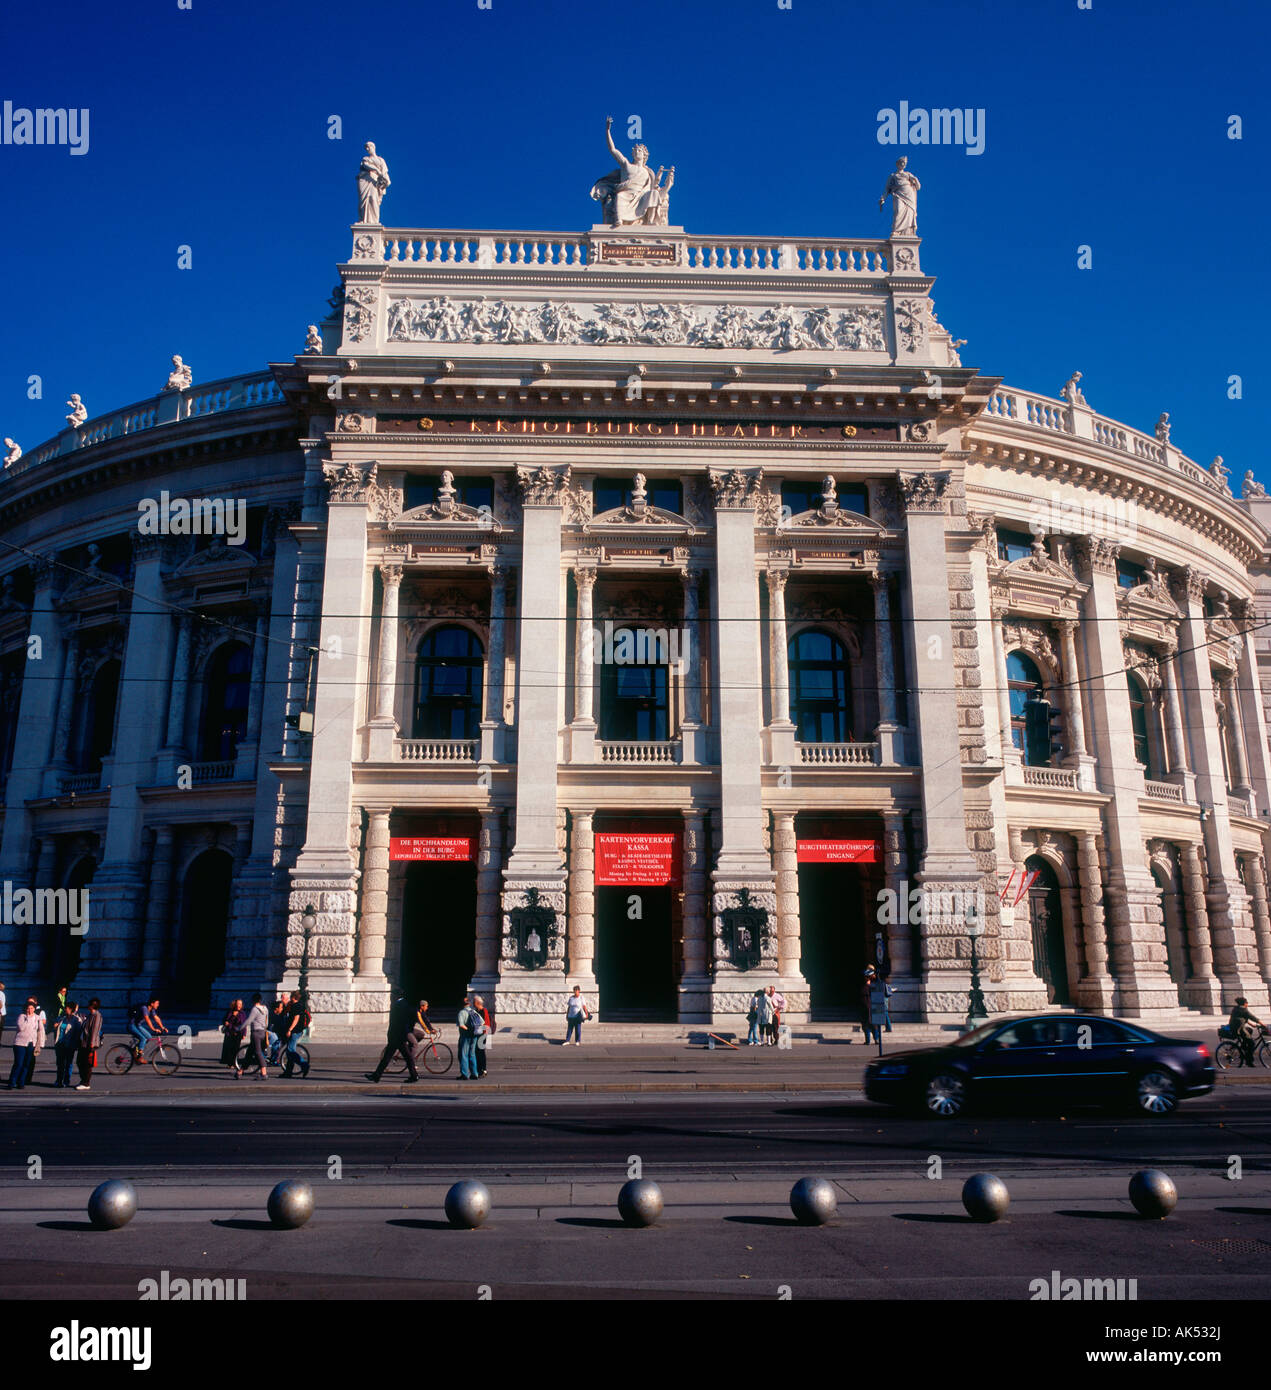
left=2, top=0, right=1266, bottom=476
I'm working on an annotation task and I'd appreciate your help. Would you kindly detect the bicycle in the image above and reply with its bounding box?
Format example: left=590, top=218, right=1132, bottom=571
left=1215, top=1023, right=1271, bottom=1070
left=389, top=1027, right=452, bottom=1076
left=104, top=1033, right=181, bottom=1076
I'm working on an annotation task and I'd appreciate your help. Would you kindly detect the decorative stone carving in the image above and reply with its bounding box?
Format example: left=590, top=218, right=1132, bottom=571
left=384, top=295, right=887, bottom=352
left=879, top=157, right=920, bottom=236
left=1002, top=534, right=1073, bottom=579
left=343, top=286, right=377, bottom=344
left=1209, top=455, right=1232, bottom=496
left=2, top=438, right=20, bottom=467
left=304, top=325, right=323, bottom=355
left=351, top=232, right=379, bottom=261
left=897, top=470, right=948, bottom=513
left=500, top=884, right=567, bottom=970
left=356, top=141, right=390, bottom=224
left=1072, top=535, right=1119, bottom=578
left=1060, top=372, right=1087, bottom=407
left=895, top=298, right=929, bottom=353
left=1242, top=469, right=1266, bottom=499
left=1123, top=641, right=1162, bottom=691
left=1003, top=619, right=1058, bottom=674
left=709, top=467, right=767, bottom=510
left=366, top=476, right=402, bottom=523
left=323, top=459, right=378, bottom=503
left=714, top=887, right=777, bottom=971
left=336, top=412, right=369, bottom=433
left=516, top=463, right=571, bottom=505
left=65, top=394, right=87, bottom=428
left=590, top=116, right=673, bottom=227
left=1170, top=564, right=1207, bottom=605
left=164, top=355, right=192, bottom=392
left=1154, top=412, right=1171, bottom=443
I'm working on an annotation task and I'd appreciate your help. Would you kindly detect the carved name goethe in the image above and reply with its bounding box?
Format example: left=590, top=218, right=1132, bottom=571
left=385, top=297, right=888, bottom=352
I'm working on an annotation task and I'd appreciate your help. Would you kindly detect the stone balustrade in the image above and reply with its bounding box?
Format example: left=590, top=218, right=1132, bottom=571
left=798, top=741, right=879, bottom=766
left=1229, top=793, right=1253, bottom=818
left=985, top=389, right=1073, bottom=434
left=58, top=772, right=102, bottom=794
left=397, top=738, right=479, bottom=763
left=1144, top=778, right=1186, bottom=803
left=1020, top=764, right=1080, bottom=790
left=190, top=759, right=236, bottom=783
left=598, top=739, right=680, bottom=764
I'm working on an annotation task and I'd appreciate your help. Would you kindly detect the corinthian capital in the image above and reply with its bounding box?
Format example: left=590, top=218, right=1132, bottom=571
left=708, top=467, right=766, bottom=510
left=1170, top=564, right=1207, bottom=606
left=1071, top=535, right=1119, bottom=579
left=897, top=470, right=949, bottom=513
left=515, top=463, right=572, bottom=506
left=323, top=459, right=379, bottom=503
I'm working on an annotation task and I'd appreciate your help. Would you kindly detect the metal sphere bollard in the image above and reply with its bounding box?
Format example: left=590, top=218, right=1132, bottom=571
left=789, top=1177, right=837, bottom=1226
left=445, top=1180, right=492, bottom=1229
left=1129, top=1169, right=1177, bottom=1219
left=617, top=1179, right=663, bottom=1227
left=87, top=1180, right=137, bottom=1230
left=266, top=1179, right=314, bottom=1229
left=961, top=1173, right=1010, bottom=1223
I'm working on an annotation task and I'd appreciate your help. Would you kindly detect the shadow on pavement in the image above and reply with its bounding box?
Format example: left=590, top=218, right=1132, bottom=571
left=892, top=1213, right=975, bottom=1223
left=212, top=1218, right=280, bottom=1231
left=35, top=1220, right=100, bottom=1232
left=555, top=1216, right=630, bottom=1229
left=723, top=1214, right=804, bottom=1227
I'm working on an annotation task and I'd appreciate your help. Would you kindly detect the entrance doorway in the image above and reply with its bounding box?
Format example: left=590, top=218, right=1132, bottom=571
left=1025, top=855, right=1070, bottom=1005
left=797, top=863, right=876, bottom=1015
left=595, top=885, right=676, bottom=1019
left=399, top=861, right=477, bottom=1013
left=170, top=849, right=232, bottom=1010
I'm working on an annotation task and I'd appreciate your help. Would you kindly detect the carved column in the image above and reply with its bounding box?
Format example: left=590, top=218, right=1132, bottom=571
left=46, top=631, right=81, bottom=789
left=1160, top=644, right=1192, bottom=788
left=881, top=810, right=914, bottom=1014
left=22, top=835, right=61, bottom=975
left=872, top=572, right=902, bottom=765
left=235, top=611, right=269, bottom=779
left=140, top=825, right=177, bottom=982
left=1178, top=840, right=1220, bottom=1010
left=680, top=569, right=705, bottom=764
left=1057, top=620, right=1087, bottom=757
left=766, top=570, right=791, bottom=726
left=162, top=614, right=194, bottom=753
left=772, top=812, right=801, bottom=978
left=990, top=606, right=1018, bottom=777
left=356, top=810, right=391, bottom=985
left=1075, top=830, right=1114, bottom=1010
left=472, top=809, right=504, bottom=984
left=567, top=810, right=597, bottom=992
left=367, top=558, right=403, bottom=761
left=481, top=565, right=509, bottom=765
left=568, top=566, right=597, bottom=763
left=1244, top=855, right=1271, bottom=983
left=679, top=810, right=710, bottom=1020
left=1224, top=674, right=1253, bottom=798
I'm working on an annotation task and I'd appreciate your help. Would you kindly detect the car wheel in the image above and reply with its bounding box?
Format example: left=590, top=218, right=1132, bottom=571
left=1133, top=1068, right=1178, bottom=1116
left=924, top=1071, right=967, bottom=1118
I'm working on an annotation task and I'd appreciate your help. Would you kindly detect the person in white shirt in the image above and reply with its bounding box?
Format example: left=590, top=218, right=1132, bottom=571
left=237, top=993, right=270, bottom=1079
left=7, top=1002, right=45, bottom=1089
left=564, top=986, right=591, bottom=1045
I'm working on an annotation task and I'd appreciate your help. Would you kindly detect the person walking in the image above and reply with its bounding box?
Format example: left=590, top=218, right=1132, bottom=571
left=746, top=988, right=763, bottom=1045
left=219, top=999, right=245, bottom=1069
left=474, top=995, right=493, bottom=1077
left=7, top=1001, right=44, bottom=1089
left=53, top=1001, right=83, bottom=1088
left=266, top=996, right=290, bottom=1066
left=280, top=991, right=311, bottom=1078
left=76, top=998, right=103, bottom=1091
left=564, top=985, right=591, bottom=1045
left=772, top=986, right=786, bottom=1046
left=238, top=993, right=270, bottom=1079
left=756, top=986, right=775, bottom=1046
left=366, top=995, right=419, bottom=1083
left=866, top=968, right=893, bottom=1046
left=457, top=995, right=482, bottom=1079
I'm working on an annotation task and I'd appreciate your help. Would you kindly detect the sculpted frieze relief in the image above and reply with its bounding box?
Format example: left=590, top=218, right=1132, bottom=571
left=342, top=286, right=377, bottom=344
left=897, top=470, right=948, bottom=513
left=385, top=296, right=888, bottom=352
left=516, top=463, right=572, bottom=505
left=1002, top=619, right=1058, bottom=674
left=709, top=467, right=767, bottom=510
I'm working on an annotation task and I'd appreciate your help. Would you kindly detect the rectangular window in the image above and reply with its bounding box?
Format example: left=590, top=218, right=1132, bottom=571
left=1117, top=558, right=1145, bottom=591
left=996, top=527, right=1035, bottom=564
left=649, top=479, right=682, bottom=514
left=594, top=479, right=627, bottom=514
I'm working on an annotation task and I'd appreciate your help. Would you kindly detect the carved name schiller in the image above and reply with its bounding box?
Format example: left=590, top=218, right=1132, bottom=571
left=377, top=416, right=899, bottom=442
left=599, top=243, right=677, bottom=262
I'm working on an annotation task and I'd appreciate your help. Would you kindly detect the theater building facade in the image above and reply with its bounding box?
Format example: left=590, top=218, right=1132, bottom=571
left=2, top=204, right=1270, bottom=1033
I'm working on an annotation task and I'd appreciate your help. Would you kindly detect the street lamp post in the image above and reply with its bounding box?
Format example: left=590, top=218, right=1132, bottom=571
left=298, top=904, right=317, bottom=995
left=965, top=901, right=988, bottom=1028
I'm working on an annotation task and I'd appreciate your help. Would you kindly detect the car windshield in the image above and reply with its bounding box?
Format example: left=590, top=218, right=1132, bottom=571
left=948, top=1021, right=1001, bottom=1047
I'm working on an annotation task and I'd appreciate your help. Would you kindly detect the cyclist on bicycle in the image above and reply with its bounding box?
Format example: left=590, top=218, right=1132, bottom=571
left=1228, top=997, right=1265, bottom=1067
left=280, top=991, right=311, bottom=1078
left=415, top=999, right=437, bottom=1039
left=129, top=997, right=166, bottom=1061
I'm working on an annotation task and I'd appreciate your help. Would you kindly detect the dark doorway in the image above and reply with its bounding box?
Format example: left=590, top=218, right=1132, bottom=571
left=1026, top=855, right=1070, bottom=1005
left=399, top=861, right=477, bottom=1013
left=170, top=849, right=232, bottom=1010
left=797, top=863, right=874, bottom=1014
left=595, top=885, right=676, bottom=1019
left=44, top=854, right=94, bottom=992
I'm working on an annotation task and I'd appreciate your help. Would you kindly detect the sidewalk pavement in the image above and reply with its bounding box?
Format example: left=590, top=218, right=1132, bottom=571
left=3, top=1020, right=1254, bottom=1098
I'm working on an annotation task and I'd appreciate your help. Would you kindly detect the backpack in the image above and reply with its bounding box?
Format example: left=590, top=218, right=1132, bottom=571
left=470, top=1010, right=488, bottom=1038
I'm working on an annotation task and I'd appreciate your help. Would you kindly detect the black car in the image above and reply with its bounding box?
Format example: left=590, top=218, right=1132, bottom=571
left=864, top=1013, right=1214, bottom=1118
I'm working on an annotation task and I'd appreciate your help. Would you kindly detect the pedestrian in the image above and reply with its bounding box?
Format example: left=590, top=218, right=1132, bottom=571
left=267, top=996, right=290, bottom=1066
left=867, top=968, right=894, bottom=1045
left=7, top=1001, right=44, bottom=1089
left=19, top=997, right=44, bottom=1084
left=746, top=988, right=763, bottom=1045
left=457, top=995, right=481, bottom=1079
left=53, top=1000, right=83, bottom=1087
left=280, top=991, right=311, bottom=1078
left=772, top=986, right=786, bottom=1046
left=0, top=980, right=6, bottom=1048
left=219, top=999, right=245, bottom=1069
left=472, top=995, right=491, bottom=1077
left=366, top=996, right=419, bottom=1083
left=54, top=983, right=69, bottom=1022
left=756, top=986, right=775, bottom=1045
left=238, top=993, right=270, bottom=1079
left=564, top=985, right=591, bottom=1045
left=76, top=997, right=103, bottom=1091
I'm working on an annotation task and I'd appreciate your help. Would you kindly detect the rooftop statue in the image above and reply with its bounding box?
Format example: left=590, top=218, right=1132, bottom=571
left=1060, top=372, right=1087, bottom=407
left=591, top=117, right=674, bottom=227
left=304, top=325, right=323, bottom=355
left=66, top=394, right=87, bottom=428
left=164, top=355, right=192, bottom=391
left=879, top=157, right=920, bottom=237
left=1154, top=412, right=1171, bottom=443
left=1243, top=469, right=1266, bottom=499
left=2, top=438, right=20, bottom=467
left=357, top=141, right=391, bottom=225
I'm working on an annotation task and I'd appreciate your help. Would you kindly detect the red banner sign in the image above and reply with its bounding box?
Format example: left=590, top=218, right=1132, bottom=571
left=796, top=839, right=879, bottom=864
left=595, top=833, right=680, bottom=886
left=390, top=836, right=474, bottom=862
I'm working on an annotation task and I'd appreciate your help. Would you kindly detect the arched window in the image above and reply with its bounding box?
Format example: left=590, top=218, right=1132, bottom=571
left=1007, top=650, right=1051, bottom=766
left=789, top=629, right=853, bottom=743
left=1127, top=674, right=1152, bottom=773
left=413, top=626, right=485, bottom=739
left=80, top=659, right=120, bottom=771
left=200, top=642, right=252, bottom=761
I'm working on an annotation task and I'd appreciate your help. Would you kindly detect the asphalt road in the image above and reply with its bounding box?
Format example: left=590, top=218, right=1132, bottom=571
left=4, top=1089, right=1271, bottom=1306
